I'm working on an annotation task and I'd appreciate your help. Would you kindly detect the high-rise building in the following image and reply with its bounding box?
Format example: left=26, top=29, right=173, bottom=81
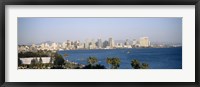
left=40, top=43, right=45, bottom=50
left=84, top=39, right=90, bottom=49
left=89, top=39, right=96, bottom=49
left=62, top=42, right=66, bottom=49
left=51, top=42, right=58, bottom=50
left=66, top=40, right=71, bottom=49
left=132, top=39, right=137, bottom=45
left=125, top=39, right=129, bottom=45
left=30, top=44, right=37, bottom=52
left=97, top=38, right=103, bottom=48
left=139, top=37, right=150, bottom=47
left=45, top=43, right=49, bottom=49
left=103, top=40, right=109, bottom=48
left=109, top=37, right=115, bottom=48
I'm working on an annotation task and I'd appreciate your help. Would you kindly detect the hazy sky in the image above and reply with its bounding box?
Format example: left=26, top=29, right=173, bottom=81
left=18, top=17, right=182, bottom=45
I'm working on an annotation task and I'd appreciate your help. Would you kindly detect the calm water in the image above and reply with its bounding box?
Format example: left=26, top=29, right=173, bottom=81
left=58, top=47, right=182, bottom=69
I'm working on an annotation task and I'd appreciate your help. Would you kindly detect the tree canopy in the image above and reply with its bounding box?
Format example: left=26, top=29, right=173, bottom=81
left=53, top=53, right=65, bottom=66
left=87, top=56, right=98, bottom=66
left=131, top=59, right=149, bottom=69
left=106, top=57, right=121, bottom=69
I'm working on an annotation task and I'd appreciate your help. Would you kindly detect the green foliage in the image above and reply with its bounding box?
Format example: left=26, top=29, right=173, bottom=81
left=18, top=51, right=52, bottom=58
left=131, top=59, right=149, bottom=69
left=141, top=63, right=149, bottom=69
left=39, top=57, right=43, bottom=64
left=81, top=56, right=106, bottom=69
left=18, top=58, right=22, bottom=66
left=106, top=57, right=121, bottom=69
left=30, top=58, right=38, bottom=68
left=49, top=57, right=53, bottom=64
left=53, top=53, right=65, bottom=66
left=31, top=58, right=37, bottom=65
left=83, top=64, right=106, bottom=69
left=131, top=59, right=141, bottom=69
left=87, top=56, right=98, bottom=66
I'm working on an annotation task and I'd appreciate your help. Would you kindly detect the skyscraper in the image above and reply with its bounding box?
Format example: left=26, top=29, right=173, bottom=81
left=84, top=39, right=90, bottom=49
left=125, top=39, right=129, bottom=46
left=109, top=37, right=115, bottom=48
left=139, top=37, right=150, bottom=47
left=62, top=42, right=66, bottom=49
left=97, top=38, right=103, bottom=48
left=103, top=40, right=109, bottom=48
left=132, top=39, right=137, bottom=45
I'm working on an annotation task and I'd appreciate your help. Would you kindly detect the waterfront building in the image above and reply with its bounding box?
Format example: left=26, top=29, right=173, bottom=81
left=123, top=39, right=131, bottom=48
left=62, top=42, right=66, bottom=49
left=97, top=38, right=103, bottom=48
left=84, top=39, right=90, bottom=49
left=109, top=38, right=115, bottom=48
left=116, top=43, right=123, bottom=48
left=132, top=39, right=137, bottom=45
left=125, top=39, right=129, bottom=46
left=18, top=37, right=154, bottom=51
left=139, top=37, right=150, bottom=47
left=66, top=40, right=71, bottom=49
left=18, top=45, right=30, bottom=53
left=40, top=43, right=45, bottom=50
left=51, top=42, right=58, bottom=50
left=103, top=40, right=109, bottom=48
left=29, top=44, right=37, bottom=52
left=88, top=39, right=96, bottom=49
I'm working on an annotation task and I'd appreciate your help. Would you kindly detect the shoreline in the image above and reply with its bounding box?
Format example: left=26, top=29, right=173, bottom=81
left=58, top=46, right=182, bottom=51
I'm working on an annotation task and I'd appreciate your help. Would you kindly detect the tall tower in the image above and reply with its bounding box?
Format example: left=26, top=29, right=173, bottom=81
left=97, top=38, right=103, bottom=48
left=109, top=37, right=115, bottom=48
left=139, top=37, right=150, bottom=47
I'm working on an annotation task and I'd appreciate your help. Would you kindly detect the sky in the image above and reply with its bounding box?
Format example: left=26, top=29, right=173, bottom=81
left=18, top=17, right=182, bottom=45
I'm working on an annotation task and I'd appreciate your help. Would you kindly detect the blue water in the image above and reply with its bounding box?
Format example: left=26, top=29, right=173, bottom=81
left=58, top=47, right=182, bottom=69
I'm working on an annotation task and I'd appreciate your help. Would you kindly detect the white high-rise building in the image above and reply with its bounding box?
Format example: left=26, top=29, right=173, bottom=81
left=132, top=39, right=137, bottom=45
left=90, top=39, right=96, bottom=49
left=51, top=42, right=58, bottom=50
left=84, top=39, right=90, bottom=49
left=30, top=44, right=37, bottom=52
left=45, top=43, right=49, bottom=49
left=40, top=43, right=45, bottom=49
left=125, top=39, right=129, bottom=45
left=62, top=42, right=66, bottom=49
left=139, top=37, right=150, bottom=47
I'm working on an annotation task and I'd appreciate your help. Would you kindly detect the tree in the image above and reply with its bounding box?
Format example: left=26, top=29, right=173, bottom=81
left=106, top=57, right=121, bottom=69
left=53, top=53, right=65, bottom=66
left=39, top=57, right=43, bottom=64
left=131, top=59, right=149, bottom=69
left=30, top=58, right=37, bottom=68
left=80, top=56, right=106, bottom=69
left=83, top=64, right=106, bottom=69
left=111, top=58, right=120, bottom=69
left=18, top=58, right=22, bottom=66
left=131, top=59, right=140, bottom=69
left=141, top=63, right=149, bottom=69
left=106, top=58, right=112, bottom=68
left=31, top=59, right=36, bottom=65
left=49, top=57, right=53, bottom=64
left=38, top=57, right=43, bottom=68
left=87, top=56, right=98, bottom=66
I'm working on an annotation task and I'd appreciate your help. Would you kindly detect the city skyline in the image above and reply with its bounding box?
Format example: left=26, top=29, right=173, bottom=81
left=18, top=17, right=182, bottom=45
